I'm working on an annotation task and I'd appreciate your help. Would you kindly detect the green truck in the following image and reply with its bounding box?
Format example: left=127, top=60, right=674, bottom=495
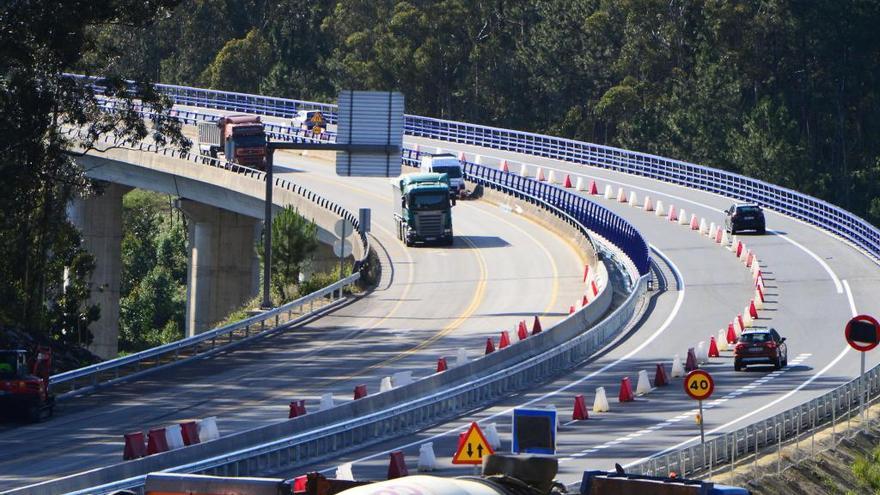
left=392, top=173, right=455, bottom=246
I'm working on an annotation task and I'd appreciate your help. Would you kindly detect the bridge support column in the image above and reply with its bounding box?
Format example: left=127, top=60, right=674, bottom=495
left=67, top=183, right=132, bottom=359
left=178, top=199, right=260, bottom=336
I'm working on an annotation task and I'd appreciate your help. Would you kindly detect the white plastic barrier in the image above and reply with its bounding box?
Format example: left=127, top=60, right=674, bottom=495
left=196, top=416, right=220, bottom=442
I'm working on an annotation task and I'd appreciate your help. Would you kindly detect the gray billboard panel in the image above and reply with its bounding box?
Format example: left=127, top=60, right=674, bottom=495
left=335, top=90, right=404, bottom=177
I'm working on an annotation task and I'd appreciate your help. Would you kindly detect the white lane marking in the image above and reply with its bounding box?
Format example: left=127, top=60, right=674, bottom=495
left=330, top=244, right=686, bottom=469
left=767, top=230, right=843, bottom=293
left=844, top=279, right=858, bottom=316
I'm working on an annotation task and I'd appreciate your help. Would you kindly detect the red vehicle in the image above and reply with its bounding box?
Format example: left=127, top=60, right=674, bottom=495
left=0, top=347, right=54, bottom=421
left=734, top=328, right=788, bottom=371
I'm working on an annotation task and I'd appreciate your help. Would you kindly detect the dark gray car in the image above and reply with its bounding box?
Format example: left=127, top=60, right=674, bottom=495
left=724, top=204, right=766, bottom=234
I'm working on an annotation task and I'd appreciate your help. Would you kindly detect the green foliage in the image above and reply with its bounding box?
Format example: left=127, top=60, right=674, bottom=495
left=119, top=191, right=187, bottom=352
left=201, top=29, right=272, bottom=93
left=259, top=206, right=319, bottom=303
left=853, top=444, right=880, bottom=494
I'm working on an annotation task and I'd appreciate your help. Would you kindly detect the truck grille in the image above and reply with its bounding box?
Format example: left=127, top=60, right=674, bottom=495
left=415, top=213, right=444, bottom=237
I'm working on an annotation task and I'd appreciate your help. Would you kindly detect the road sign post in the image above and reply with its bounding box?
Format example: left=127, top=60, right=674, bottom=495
left=845, top=315, right=880, bottom=419
left=684, top=369, right=715, bottom=444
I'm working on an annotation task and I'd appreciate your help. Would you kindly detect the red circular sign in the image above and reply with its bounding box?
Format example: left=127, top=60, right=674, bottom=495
left=684, top=370, right=715, bottom=401
left=845, top=315, right=880, bottom=352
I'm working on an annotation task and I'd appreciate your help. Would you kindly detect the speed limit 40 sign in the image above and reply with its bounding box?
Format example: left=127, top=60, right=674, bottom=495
left=684, top=370, right=714, bottom=401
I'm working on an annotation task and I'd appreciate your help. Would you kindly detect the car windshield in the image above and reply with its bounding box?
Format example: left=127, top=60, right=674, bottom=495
left=411, top=192, right=449, bottom=210
left=0, top=352, right=18, bottom=378
left=737, top=206, right=761, bottom=215
left=740, top=333, right=772, bottom=343
left=431, top=165, right=462, bottom=179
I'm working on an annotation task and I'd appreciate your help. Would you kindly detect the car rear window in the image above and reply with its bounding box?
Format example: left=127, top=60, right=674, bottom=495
left=737, top=206, right=761, bottom=214
left=740, top=333, right=771, bottom=343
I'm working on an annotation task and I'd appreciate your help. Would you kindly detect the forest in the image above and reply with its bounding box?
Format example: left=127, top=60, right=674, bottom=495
left=2, top=0, right=879, bottom=348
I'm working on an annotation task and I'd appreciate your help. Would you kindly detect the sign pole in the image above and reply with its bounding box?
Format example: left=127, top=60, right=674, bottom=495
left=699, top=400, right=705, bottom=444
left=861, top=350, right=866, bottom=420
left=261, top=148, right=274, bottom=309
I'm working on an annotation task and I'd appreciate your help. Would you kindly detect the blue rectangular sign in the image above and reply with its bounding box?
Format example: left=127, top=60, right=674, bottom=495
left=512, top=407, right=557, bottom=455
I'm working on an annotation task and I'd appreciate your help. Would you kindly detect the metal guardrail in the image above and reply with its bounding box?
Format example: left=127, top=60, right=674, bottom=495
left=627, top=363, right=880, bottom=479
left=52, top=126, right=369, bottom=397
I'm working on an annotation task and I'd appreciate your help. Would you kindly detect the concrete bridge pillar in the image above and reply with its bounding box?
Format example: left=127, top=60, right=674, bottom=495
left=67, top=182, right=132, bottom=359
left=177, top=199, right=261, bottom=336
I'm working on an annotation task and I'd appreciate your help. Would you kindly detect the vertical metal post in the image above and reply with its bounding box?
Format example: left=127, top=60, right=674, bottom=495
left=262, top=148, right=274, bottom=309
left=699, top=400, right=705, bottom=444
left=861, top=351, right=867, bottom=421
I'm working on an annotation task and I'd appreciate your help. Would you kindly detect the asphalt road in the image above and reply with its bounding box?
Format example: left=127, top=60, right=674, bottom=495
left=0, top=143, right=586, bottom=490
left=279, top=137, right=880, bottom=485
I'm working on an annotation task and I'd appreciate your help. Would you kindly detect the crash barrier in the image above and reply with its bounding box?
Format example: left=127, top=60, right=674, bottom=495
left=45, top=276, right=644, bottom=495
left=125, top=418, right=219, bottom=460
left=81, top=73, right=880, bottom=267
left=49, top=127, right=367, bottom=399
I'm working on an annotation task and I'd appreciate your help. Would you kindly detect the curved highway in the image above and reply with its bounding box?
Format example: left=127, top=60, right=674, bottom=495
left=281, top=137, right=880, bottom=484
left=0, top=143, right=587, bottom=490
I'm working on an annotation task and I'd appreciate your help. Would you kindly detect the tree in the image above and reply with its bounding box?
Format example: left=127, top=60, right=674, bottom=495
left=0, top=0, right=188, bottom=345
left=201, top=29, right=272, bottom=93
left=260, top=206, right=319, bottom=302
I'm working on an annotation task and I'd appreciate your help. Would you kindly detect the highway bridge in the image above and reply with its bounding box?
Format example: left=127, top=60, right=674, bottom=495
left=1, top=80, right=879, bottom=494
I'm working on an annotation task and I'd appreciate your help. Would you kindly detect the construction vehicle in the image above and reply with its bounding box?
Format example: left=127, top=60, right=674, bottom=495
left=141, top=455, right=749, bottom=495
left=392, top=173, right=455, bottom=246
left=420, top=153, right=468, bottom=198
left=197, top=114, right=267, bottom=169
left=0, top=347, right=54, bottom=422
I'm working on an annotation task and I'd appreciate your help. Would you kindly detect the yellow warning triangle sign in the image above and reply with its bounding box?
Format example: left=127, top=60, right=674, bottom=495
left=452, top=422, right=494, bottom=465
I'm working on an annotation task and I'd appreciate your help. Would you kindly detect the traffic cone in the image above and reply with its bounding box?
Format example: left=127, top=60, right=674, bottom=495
left=721, top=230, right=730, bottom=247
left=354, top=384, right=368, bottom=400
left=746, top=250, right=754, bottom=267
left=717, top=329, right=729, bottom=351
left=756, top=285, right=765, bottom=303
left=532, top=315, right=543, bottom=335
left=123, top=432, right=147, bottom=460
left=709, top=222, right=717, bottom=237
left=752, top=258, right=760, bottom=275
left=699, top=218, right=708, bottom=235
left=569, top=305, right=575, bottom=315
left=604, top=184, right=614, bottom=199
left=379, top=377, right=393, bottom=393
left=696, top=341, right=708, bottom=364
left=418, top=443, right=436, bottom=472
left=618, top=377, right=635, bottom=402
left=685, top=348, right=698, bottom=372
left=735, top=241, right=744, bottom=257
left=749, top=300, right=759, bottom=319
left=499, top=331, right=511, bottom=349
left=655, top=200, right=665, bottom=216
left=456, top=348, right=469, bottom=366
left=518, top=321, right=528, bottom=341
left=563, top=175, right=573, bottom=188
left=690, top=214, right=699, bottom=230
left=727, top=322, right=737, bottom=344
left=572, top=395, right=589, bottom=420
left=679, top=208, right=689, bottom=225
left=636, top=370, right=652, bottom=395
left=617, top=187, right=627, bottom=202
left=643, top=196, right=654, bottom=212
left=667, top=205, right=677, bottom=222
left=547, top=169, right=557, bottom=184
left=485, top=337, right=496, bottom=355
left=536, top=167, right=546, bottom=181
left=671, top=354, right=684, bottom=377
left=499, top=160, right=509, bottom=173
left=629, top=190, right=638, bottom=206
left=520, top=163, right=529, bottom=177
left=735, top=315, right=745, bottom=335
left=437, top=357, right=448, bottom=372
left=708, top=337, right=720, bottom=357
left=387, top=451, right=408, bottom=479
left=654, top=363, right=669, bottom=386
left=756, top=272, right=765, bottom=290
left=593, top=387, right=610, bottom=412
left=715, top=228, right=723, bottom=243
left=743, top=305, right=753, bottom=327
left=591, top=279, right=599, bottom=296
left=485, top=423, right=502, bottom=450
left=589, top=180, right=599, bottom=195
left=320, top=392, right=335, bottom=410
left=582, top=294, right=589, bottom=307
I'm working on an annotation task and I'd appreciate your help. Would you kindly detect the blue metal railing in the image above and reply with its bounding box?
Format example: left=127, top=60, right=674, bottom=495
left=72, top=73, right=880, bottom=267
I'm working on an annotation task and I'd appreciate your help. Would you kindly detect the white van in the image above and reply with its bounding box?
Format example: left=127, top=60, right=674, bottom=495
left=291, top=110, right=325, bottom=131
left=420, top=154, right=466, bottom=197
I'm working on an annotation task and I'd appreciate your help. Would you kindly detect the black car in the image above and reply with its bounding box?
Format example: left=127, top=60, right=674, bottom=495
left=734, top=328, right=788, bottom=370
left=724, top=204, right=766, bottom=234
